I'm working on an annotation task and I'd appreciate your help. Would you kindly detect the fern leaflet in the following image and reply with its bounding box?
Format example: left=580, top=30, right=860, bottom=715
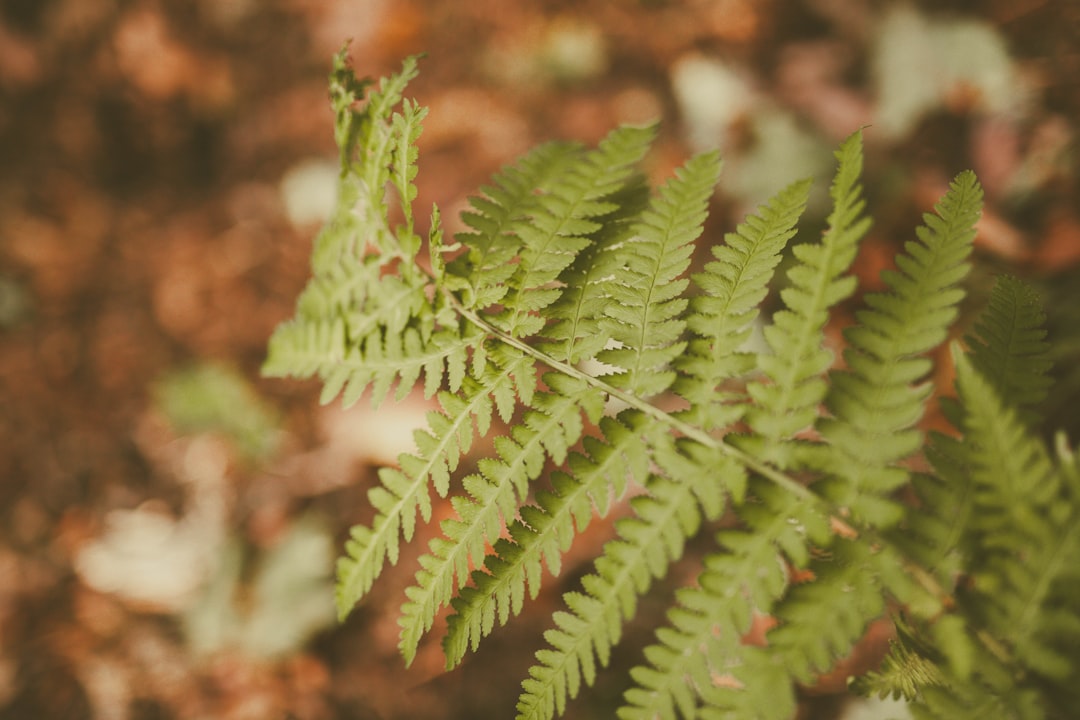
left=966, top=275, right=1054, bottom=425
left=811, top=169, right=982, bottom=528
left=442, top=409, right=658, bottom=669
left=397, top=374, right=606, bottom=665
left=501, top=124, right=658, bottom=338
left=741, top=131, right=871, bottom=465
left=675, top=177, right=812, bottom=430
left=449, top=141, right=584, bottom=310
left=518, top=449, right=743, bottom=720
left=619, top=476, right=830, bottom=720
left=903, top=275, right=1053, bottom=584
left=544, top=179, right=652, bottom=365
left=954, top=351, right=1079, bottom=680
left=598, top=151, right=722, bottom=399
left=335, top=347, right=534, bottom=618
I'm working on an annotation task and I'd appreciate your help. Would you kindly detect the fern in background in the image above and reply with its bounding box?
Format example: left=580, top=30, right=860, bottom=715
left=264, top=51, right=1080, bottom=719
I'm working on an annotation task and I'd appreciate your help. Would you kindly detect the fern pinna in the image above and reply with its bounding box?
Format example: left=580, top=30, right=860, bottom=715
left=264, top=51, right=1080, bottom=719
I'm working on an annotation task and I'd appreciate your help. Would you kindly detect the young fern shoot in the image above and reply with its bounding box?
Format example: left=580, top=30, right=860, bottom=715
left=265, top=51, right=1080, bottom=720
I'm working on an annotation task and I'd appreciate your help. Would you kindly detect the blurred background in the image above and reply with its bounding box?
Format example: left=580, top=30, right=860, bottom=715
left=0, top=1, right=1078, bottom=718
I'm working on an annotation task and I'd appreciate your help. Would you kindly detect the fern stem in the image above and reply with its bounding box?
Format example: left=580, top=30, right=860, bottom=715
left=446, top=291, right=820, bottom=507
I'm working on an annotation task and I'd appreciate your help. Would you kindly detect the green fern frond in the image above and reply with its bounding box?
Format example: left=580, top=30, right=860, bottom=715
left=811, top=170, right=982, bottom=527
left=954, top=351, right=1080, bottom=682
left=397, top=374, right=606, bottom=664
left=966, top=275, right=1053, bottom=425
left=850, top=616, right=947, bottom=701
left=742, top=131, right=871, bottom=463
left=390, top=98, right=428, bottom=258
left=268, top=55, right=1080, bottom=720
left=903, top=275, right=1050, bottom=584
left=518, top=455, right=740, bottom=720
left=618, top=476, right=830, bottom=720
left=264, top=229, right=439, bottom=404
left=335, top=348, right=534, bottom=619
left=890, top=277, right=1075, bottom=717
left=450, top=141, right=584, bottom=310
left=264, top=52, right=441, bottom=404
left=675, top=177, right=813, bottom=430
left=544, top=180, right=652, bottom=365
left=597, top=150, right=722, bottom=399
left=500, top=124, right=658, bottom=338
left=353, top=54, right=421, bottom=249
left=957, top=341, right=1058, bottom=529
left=324, top=52, right=423, bottom=265
left=324, top=327, right=476, bottom=408
left=268, top=257, right=467, bottom=407
left=703, top=540, right=886, bottom=719
left=327, top=44, right=371, bottom=169
left=442, top=409, right=658, bottom=669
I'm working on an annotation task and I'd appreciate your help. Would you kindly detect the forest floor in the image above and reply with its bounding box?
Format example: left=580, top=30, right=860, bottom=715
left=1, top=1, right=1078, bottom=718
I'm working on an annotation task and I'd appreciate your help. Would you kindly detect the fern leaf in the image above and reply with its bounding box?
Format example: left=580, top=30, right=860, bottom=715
left=328, top=44, right=371, bottom=168
left=676, top=177, right=813, bottom=430
left=598, top=150, right=722, bottom=399
left=966, top=275, right=1053, bottom=426
left=443, top=410, right=658, bottom=669
left=265, top=249, right=428, bottom=394
left=264, top=312, right=472, bottom=410
left=911, top=631, right=1049, bottom=720
left=397, top=374, right=606, bottom=664
left=704, top=540, right=886, bottom=719
left=957, top=339, right=1059, bottom=519
left=270, top=57, right=1080, bottom=720
left=337, top=53, right=423, bottom=262
left=954, top=351, right=1080, bottom=682
left=904, top=275, right=1050, bottom=583
left=263, top=313, right=346, bottom=381
left=501, top=124, right=659, bottom=338
left=398, top=484, right=511, bottom=667
left=359, top=54, right=422, bottom=147
left=619, top=476, right=830, bottom=720
left=901, top=441, right=977, bottom=585
left=334, top=349, right=534, bottom=619
left=317, top=54, right=423, bottom=267
left=517, top=451, right=741, bottom=720
left=915, top=679, right=1045, bottom=720
left=331, top=327, right=477, bottom=408
left=451, top=141, right=584, bottom=310
left=390, top=97, right=428, bottom=258
left=264, top=53, right=442, bottom=403
left=812, top=169, right=982, bottom=527
left=544, top=180, right=652, bottom=364
left=743, top=131, right=871, bottom=462
left=850, top=616, right=949, bottom=702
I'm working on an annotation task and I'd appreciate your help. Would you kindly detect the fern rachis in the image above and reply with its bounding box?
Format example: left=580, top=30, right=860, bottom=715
left=264, top=51, right=1080, bottom=720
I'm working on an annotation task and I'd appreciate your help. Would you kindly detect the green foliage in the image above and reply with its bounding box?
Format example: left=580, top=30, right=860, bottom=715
left=263, top=52, right=1080, bottom=719
left=155, top=362, right=279, bottom=460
